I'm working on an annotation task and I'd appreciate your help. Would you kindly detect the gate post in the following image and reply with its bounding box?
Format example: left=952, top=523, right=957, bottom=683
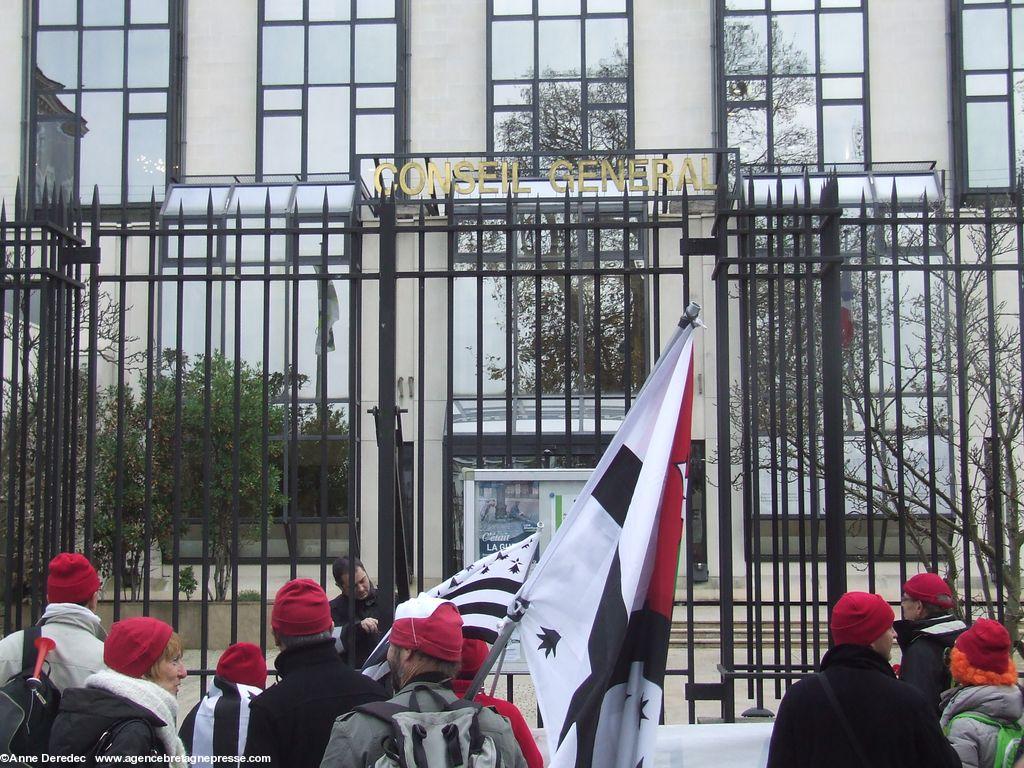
left=819, top=179, right=848, bottom=610
left=377, top=195, right=398, bottom=625
left=713, top=180, right=737, bottom=723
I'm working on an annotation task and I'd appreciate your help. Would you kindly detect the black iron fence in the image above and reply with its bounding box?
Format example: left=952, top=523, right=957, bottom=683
left=718, top=176, right=1024, bottom=718
left=2, top=161, right=1023, bottom=724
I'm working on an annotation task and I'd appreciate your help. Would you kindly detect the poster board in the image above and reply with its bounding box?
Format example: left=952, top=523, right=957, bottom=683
left=462, top=468, right=592, bottom=674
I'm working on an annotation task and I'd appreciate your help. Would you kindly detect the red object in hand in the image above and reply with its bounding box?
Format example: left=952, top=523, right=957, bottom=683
left=30, top=637, right=56, bottom=682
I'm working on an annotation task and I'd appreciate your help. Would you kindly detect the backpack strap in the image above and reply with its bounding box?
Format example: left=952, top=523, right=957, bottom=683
left=21, top=627, right=41, bottom=674
left=87, top=718, right=156, bottom=760
left=443, top=696, right=487, bottom=754
left=356, top=701, right=412, bottom=724
left=945, top=711, right=1018, bottom=732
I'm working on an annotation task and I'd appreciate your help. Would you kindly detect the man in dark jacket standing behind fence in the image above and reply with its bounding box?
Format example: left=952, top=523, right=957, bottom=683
left=244, top=579, right=386, bottom=768
left=766, top=591, right=962, bottom=768
left=895, top=572, right=966, bottom=711
left=329, top=556, right=389, bottom=669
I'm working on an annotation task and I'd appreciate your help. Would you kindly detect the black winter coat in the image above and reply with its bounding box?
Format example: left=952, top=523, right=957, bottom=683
left=243, top=638, right=386, bottom=768
left=766, top=644, right=962, bottom=768
left=895, top=614, right=966, bottom=712
left=329, top=589, right=391, bottom=668
left=49, top=687, right=164, bottom=759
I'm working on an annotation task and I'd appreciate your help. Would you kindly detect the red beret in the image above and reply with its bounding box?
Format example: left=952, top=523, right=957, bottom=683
left=104, top=617, right=174, bottom=678
left=216, top=643, right=267, bottom=689
left=391, top=597, right=463, bottom=662
left=271, top=579, right=332, bottom=636
left=458, top=638, right=490, bottom=680
left=831, top=592, right=894, bottom=646
left=956, top=618, right=1012, bottom=673
left=903, top=573, right=954, bottom=609
left=47, top=553, right=101, bottom=604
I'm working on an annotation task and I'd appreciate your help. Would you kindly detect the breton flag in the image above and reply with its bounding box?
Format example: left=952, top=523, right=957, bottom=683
left=362, top=534, right=540, bottom=681
left=516, top=306, right=700, bottom=768
left=179, top=679, right=261, bottom=759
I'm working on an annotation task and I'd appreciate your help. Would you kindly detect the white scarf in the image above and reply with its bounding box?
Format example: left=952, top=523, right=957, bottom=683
left=86, top=670, right=187, bottom=757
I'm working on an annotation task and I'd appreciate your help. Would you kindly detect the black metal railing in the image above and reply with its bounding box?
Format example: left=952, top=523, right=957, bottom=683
left=2, top=162, right=1023, bottom=725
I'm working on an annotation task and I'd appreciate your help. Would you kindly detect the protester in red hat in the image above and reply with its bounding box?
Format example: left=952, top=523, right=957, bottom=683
left=243, top=578, right=385, bottom=768
left=939, top=618, right=1023, bottom=768
left=49, top=616, right=187, bottom=759
left=895, top=572, right=966, bottom=711
left=0, top=552, right=106, bottom=692
left=321, top=596, right=527, bottom=768
left=766, top=591, right=961, bottom=768
left=180, top=642, right=267, bottom=759
left=451, top=638, right=543, bottom=768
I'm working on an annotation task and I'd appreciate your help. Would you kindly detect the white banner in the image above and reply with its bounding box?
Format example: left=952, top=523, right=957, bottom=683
left=531, top=724, right=773, bottom=768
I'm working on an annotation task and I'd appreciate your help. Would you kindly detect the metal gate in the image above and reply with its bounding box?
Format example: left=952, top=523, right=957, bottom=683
left=3, top=160, right=1023, bottom=723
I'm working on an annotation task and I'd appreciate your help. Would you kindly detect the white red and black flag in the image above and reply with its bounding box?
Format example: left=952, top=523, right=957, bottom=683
left=517, top=306, right=699, bottom=768
left=361, top=534, right=539, bottom=681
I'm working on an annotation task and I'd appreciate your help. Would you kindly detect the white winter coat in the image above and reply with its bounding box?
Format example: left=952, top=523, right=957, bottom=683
left=0, top=603, right=106, bottom=690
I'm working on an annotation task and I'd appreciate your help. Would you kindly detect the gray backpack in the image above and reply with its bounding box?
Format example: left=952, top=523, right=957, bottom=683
left=357, top=687, right=501, bottom=768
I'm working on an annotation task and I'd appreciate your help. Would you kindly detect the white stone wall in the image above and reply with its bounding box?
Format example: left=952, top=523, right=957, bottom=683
left=409, top=0, right=487, bottom=154
left=868, top=0, right=951, bottom=182
left=634, top=0, right=714, bottom=150
left=184, top=0, right=258, bottom=176
left=0, top=0, right=25, bottom=203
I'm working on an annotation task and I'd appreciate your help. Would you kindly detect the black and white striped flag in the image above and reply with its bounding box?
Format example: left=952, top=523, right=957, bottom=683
left=361, top=533, right=539, bottom=681
left=179, top=678, right=262, bottom=761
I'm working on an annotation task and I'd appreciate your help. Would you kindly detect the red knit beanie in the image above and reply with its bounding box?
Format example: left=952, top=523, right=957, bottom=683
left=47, top=553, right=101, bottom=604
left=104, top=617, right=174, bottom=678
left=903, top=573, right=954, bottom=609
left=271, top=579, right=333, bottom=636
left=955, top=618, right=1013, bottom=674
left=831, top=592, right=895, bottom=646
left=391, top=596, right=464, bottom=662
left=458, top=638, right=490, bottom=680
left=216, top=642, right=267, bottom=689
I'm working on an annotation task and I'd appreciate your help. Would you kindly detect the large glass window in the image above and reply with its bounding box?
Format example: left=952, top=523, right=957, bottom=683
left=32, top=0, right=180, bottom=205
left=488, top=0, right=633, bottom=171
left=721, top=0, right=867, bottom=171
left=257, top=0, right=404, bottom=187
left=158, top=182, right=358, bottom=563
left=956, top=1, right=1022, bottom=192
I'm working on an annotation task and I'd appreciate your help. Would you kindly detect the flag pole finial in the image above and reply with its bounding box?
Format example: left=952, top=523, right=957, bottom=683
left=679, top=302, right=702, bottom=328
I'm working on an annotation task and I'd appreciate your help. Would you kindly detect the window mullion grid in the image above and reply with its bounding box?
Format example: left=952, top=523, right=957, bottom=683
left=121, top=24, right=130, bottom=202
left=813, top=9, right=823, bottom=169
left=533, top=2, right=541, bottom=172
left=766, top=1, right=775, bottom=169
left=302, top=0, right=311, bottom=179
left=581, top=7, right=589, bottom=153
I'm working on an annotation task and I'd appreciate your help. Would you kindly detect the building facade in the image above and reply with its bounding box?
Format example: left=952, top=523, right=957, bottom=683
left=0, top=0, right=1017, bottom=605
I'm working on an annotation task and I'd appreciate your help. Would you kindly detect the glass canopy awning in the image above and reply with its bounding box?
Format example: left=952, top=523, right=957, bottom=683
left=160, top=181, right=358, bottom=218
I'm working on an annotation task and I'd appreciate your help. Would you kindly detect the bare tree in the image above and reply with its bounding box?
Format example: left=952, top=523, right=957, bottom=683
left=731, top=207, right=1024, bottom=648
left=724, top=18, right=821, bottom=168
left=493, top=47, right=629, bottom=164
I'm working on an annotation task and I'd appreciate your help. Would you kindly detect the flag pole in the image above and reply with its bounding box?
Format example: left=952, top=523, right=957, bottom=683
left=461, top=534, right=542, bottom=700
left=461, top=597, right=528, bottom=700
left=462, top=304, right=701, bottom=702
